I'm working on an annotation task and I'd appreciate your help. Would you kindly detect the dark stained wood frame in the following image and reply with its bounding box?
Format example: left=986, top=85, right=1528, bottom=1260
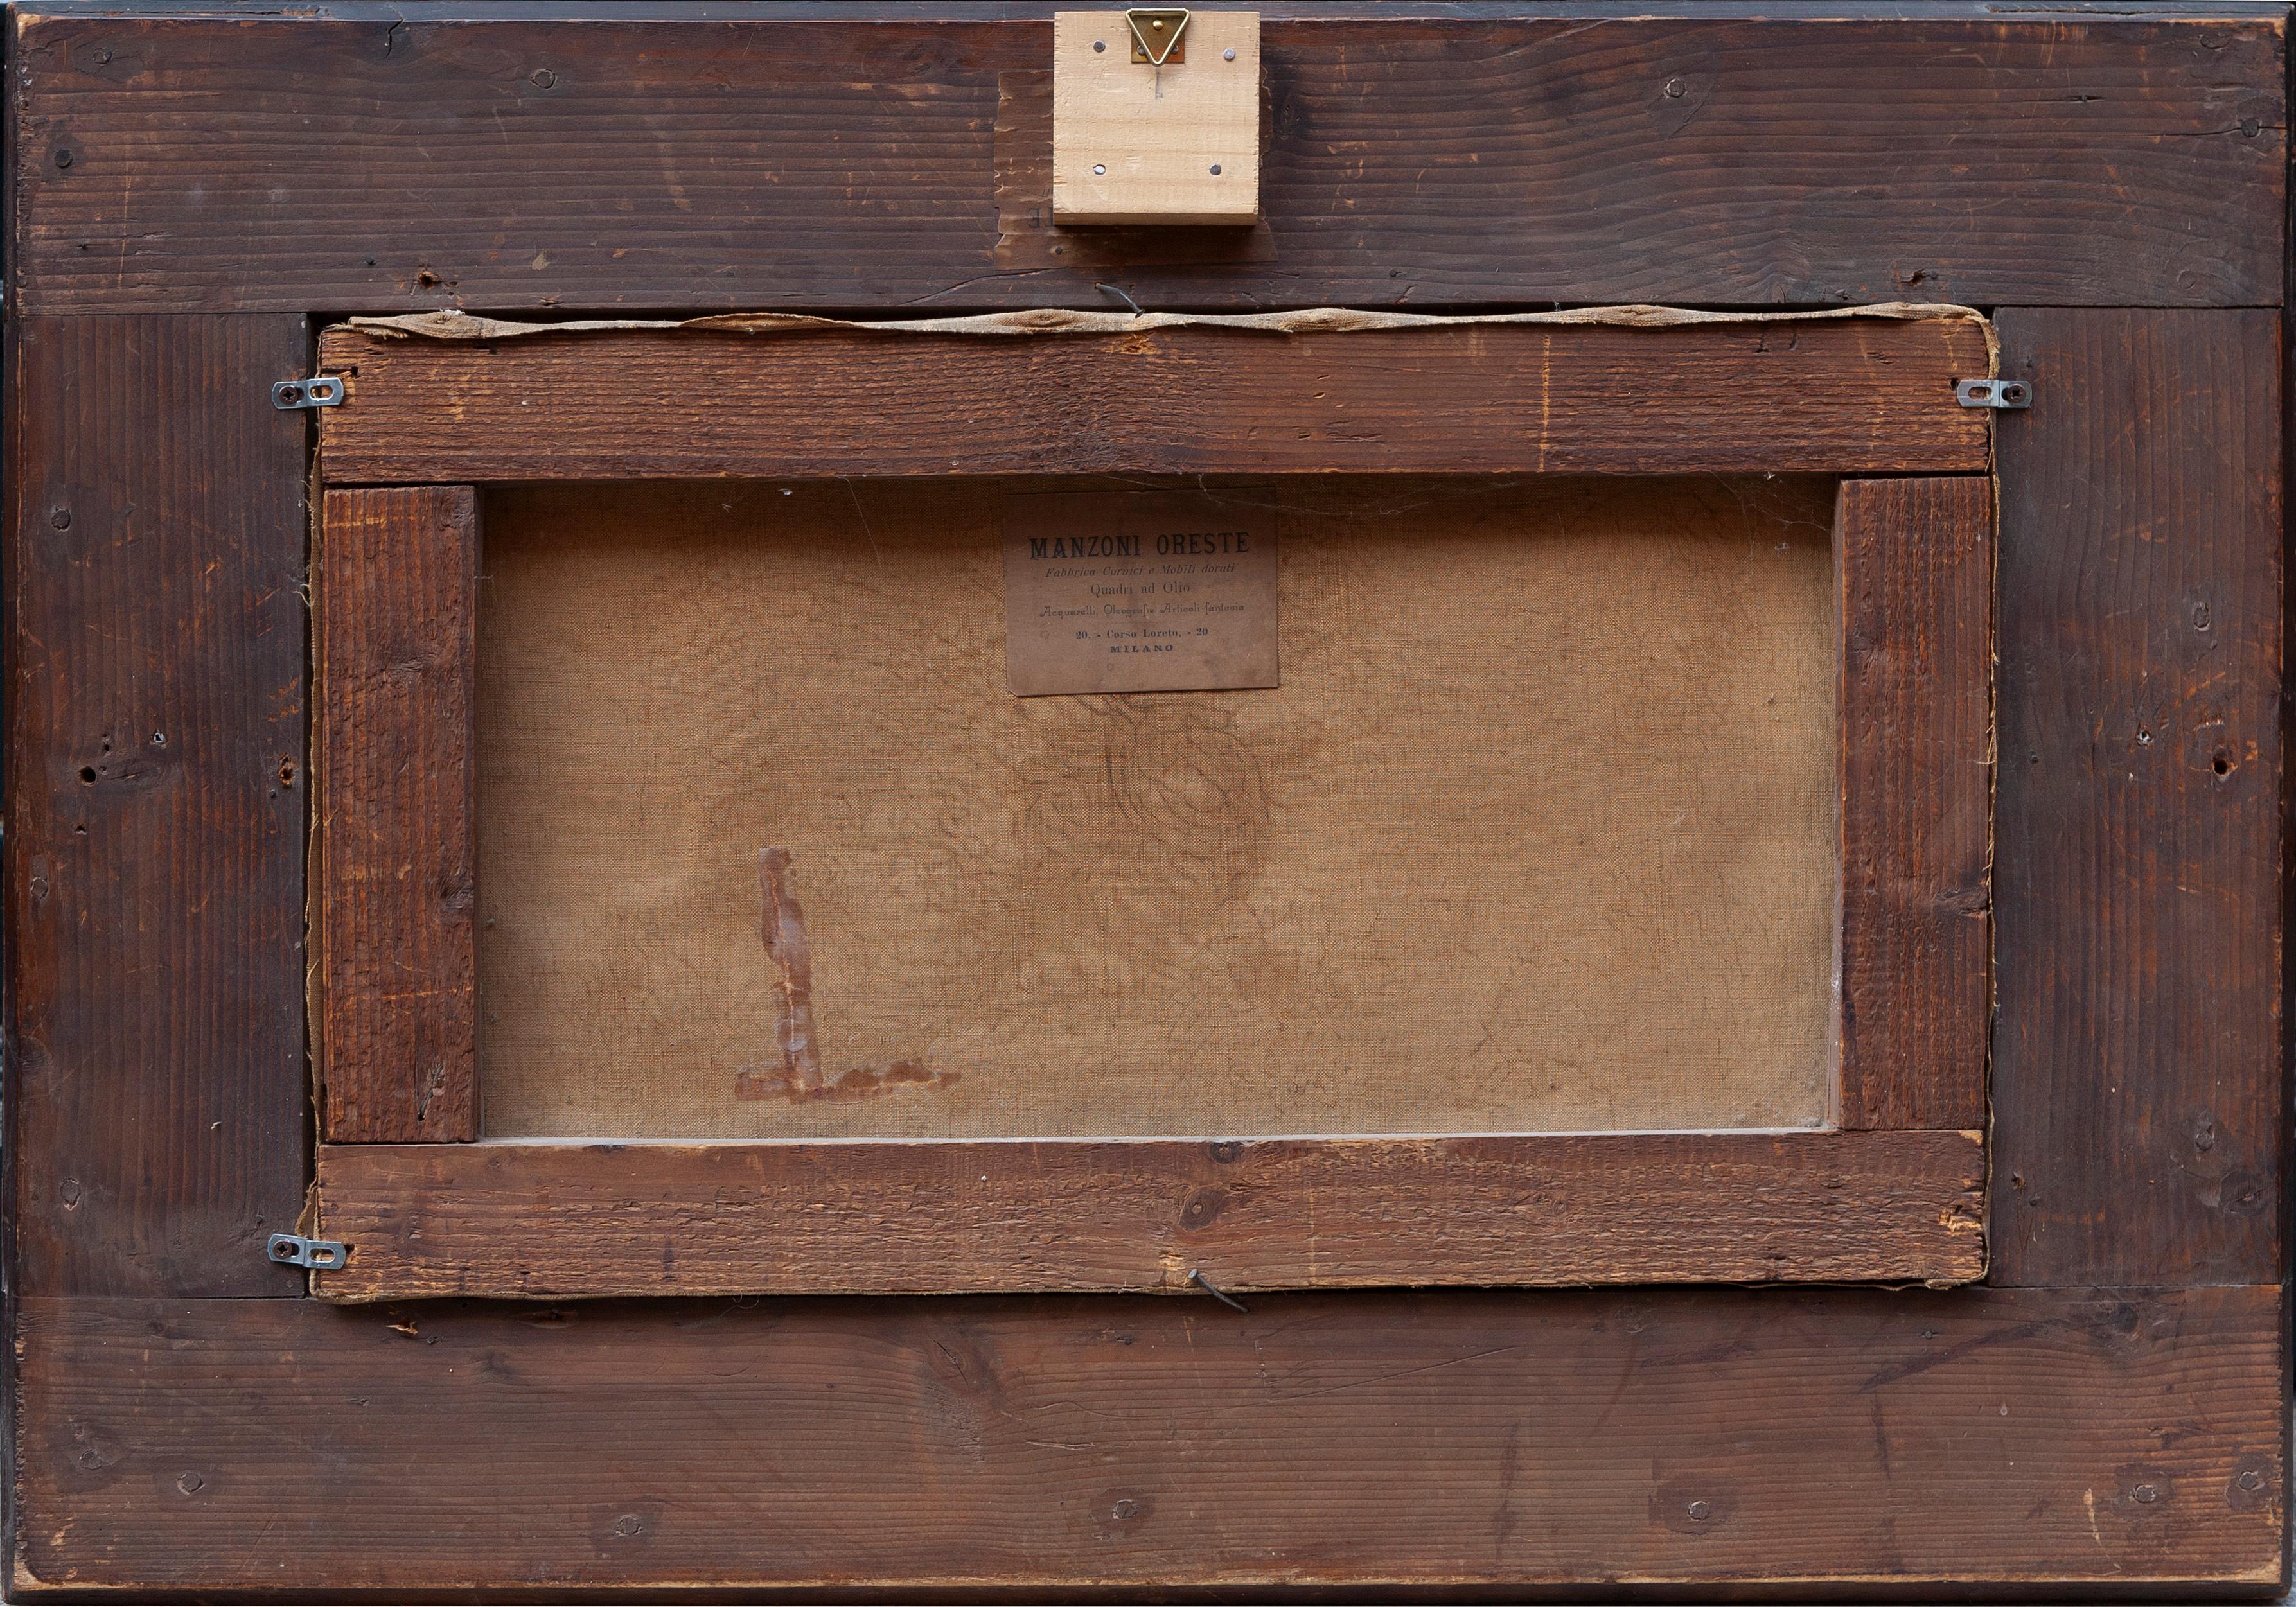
left=4, top=2, right=2284, bottom=1596
left=303, top=317, right=1993, bottom=1301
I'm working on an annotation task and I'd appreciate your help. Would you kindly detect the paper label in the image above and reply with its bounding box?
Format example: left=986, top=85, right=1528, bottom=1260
left=1002, top=491, right=1280, bottom=696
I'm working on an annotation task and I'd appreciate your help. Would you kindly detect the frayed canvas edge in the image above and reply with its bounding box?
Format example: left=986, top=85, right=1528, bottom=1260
left=342, top=300, right=1994, bottom=376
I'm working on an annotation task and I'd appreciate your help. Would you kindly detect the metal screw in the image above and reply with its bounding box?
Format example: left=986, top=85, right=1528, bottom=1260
left=1665, top=77, right=1688, bottom=98
left=49, top=508, right=70, bottom=531
left=1093, top=39, right=1106, bottom=51
left=1223, top=47, right=1236, bottom=60
left=1686, top=1500, right=1713, bottom=1521
left=53, top=149, right=72, bottom=169
left=529, top=67, right=555, bottom=87
left=2239, top=1470, right=2266, bottom=1492
left=91, top=46, right=110, bottom=64
left=2130, top=1484, right=2160, bottom=1505
left=176, top=1471, right=204, bottom=1495
left=1093, top=164, right=1106, bottom=176
left=1210, top=163, right=1222, bottom=175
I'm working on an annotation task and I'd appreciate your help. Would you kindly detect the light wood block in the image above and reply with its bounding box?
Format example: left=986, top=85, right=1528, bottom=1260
left=1052, top=10, right=1260, bottom=225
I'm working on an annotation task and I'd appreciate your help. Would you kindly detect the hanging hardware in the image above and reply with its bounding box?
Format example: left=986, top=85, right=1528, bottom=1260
left=1126, top=8, right=1189, bottom=64
left=268, top=1232, right=348, bottom=1269
left=1052, top=10, right=1258, bottom=225
left=1956, top=378, right=2031, bottom=410
left=272, top=376, right=346, bottom=410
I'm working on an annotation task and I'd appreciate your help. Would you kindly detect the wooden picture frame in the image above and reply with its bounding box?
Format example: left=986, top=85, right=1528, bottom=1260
left=306, top=313, right=1995, bottom=1300
left=6, top=4, right=2284, bottom=1597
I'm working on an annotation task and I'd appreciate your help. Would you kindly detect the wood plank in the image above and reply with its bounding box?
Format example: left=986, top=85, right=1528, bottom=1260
left=317, top=487, right=479, bottom=1143
left=1990, top=310, right=2283, bottom=1286
left=11, top=1286, right=2283, bottom=1593
left=10, top=15, right=2282, bottom=314
left=316, top=317, right=1993, bottom=483
left=1050, top=10, right=1262, bottom=226
left=1835, top=477, right=1992, bottom=1130
left=4, top=315, right=312, bottom=1297
left=311, top=1132, right=1985, bottom=1299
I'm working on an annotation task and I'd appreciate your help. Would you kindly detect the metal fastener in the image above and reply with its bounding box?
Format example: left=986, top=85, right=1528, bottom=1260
left=268, top=1233, right=347, bottom=1269
left=272, top=376, right=347, bottom=410
left=1956, top=378, right=2032, bottom=410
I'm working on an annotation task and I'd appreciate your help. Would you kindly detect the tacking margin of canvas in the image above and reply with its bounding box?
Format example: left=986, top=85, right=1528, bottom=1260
left=475, top=475, right=1839, bottom=1141
left=348, top=299, right=1994, bottom=356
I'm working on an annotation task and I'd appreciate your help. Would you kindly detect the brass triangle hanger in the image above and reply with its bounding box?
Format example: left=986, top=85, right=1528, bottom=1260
left=1124, top=8, right=1190, bottom=66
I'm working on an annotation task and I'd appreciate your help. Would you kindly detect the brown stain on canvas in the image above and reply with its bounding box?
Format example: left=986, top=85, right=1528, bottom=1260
left=739, top=846, right=957, bottom=1103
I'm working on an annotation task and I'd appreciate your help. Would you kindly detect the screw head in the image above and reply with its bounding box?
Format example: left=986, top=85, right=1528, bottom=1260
left=1665, top=76, right=1688, bottom=98
left=1209, top=163, right=1222, bottom=175
left=53, top=148, right=72, bottom=169
left=2239, top=1470, right=2266, bottom=1492
left=529, top=67, right=556, bottom=87
left=1093, top=39, right=1106, bottom=51
left=1686, top=1500, right=1713, bottom=1521
left=1093, top=164, right=1106, bottom=176
left=1223, top=46, right=1237, bottom=60
left=49, top=508, right=71, bottom=531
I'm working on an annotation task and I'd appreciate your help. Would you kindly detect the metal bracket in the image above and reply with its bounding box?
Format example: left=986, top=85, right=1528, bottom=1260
left=1956, top=378, right=2031, bottom=410
left=1126, top=7, right=1189, bottom=64
left=268, top=1233, right=347, bottom=1269
left=271, top=375, right=346, bottom=410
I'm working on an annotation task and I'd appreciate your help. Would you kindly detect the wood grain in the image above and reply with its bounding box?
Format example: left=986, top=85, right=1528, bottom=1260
left=1990, top=310, right=2283, bottom=1288
left=1835, top=477, right=1992, bottom=1130
left=310, top=1132, right=1984, bottom=1299
left=12, top=1285, right=2283, bottom=1594
left=317, top=487, right=479, bottom=1143
left=10, top=15, right=2283, bottom=313
left=315, top=317, right=1992, bottom=483
left=4, top=315, right=312, bottom=1297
